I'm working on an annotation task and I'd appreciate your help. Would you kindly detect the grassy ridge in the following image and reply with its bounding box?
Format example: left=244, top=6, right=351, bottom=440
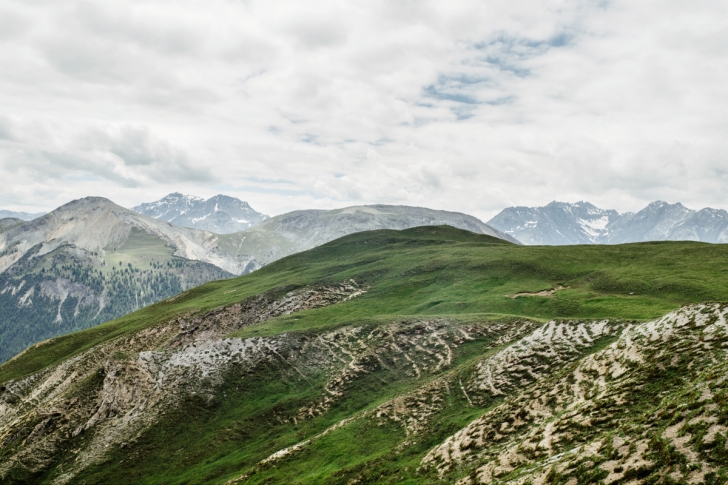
left=3, top=225, right=728, bottom=386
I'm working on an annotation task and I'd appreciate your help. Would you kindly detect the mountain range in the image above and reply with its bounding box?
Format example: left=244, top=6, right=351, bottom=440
left=2, top=226, right=728, bottom=484
left=0, top=197, right=512, bottom=362
left=132, top=193, right=269, bottom=234
left=212, top=204, right=519, bottom=273
left=0, top=210, right=45, bottom=221
left=487, top=200, right=728, bottom=245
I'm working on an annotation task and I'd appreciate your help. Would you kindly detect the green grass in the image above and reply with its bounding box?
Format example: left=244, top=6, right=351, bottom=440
left=70, top=321, right=509, bottom=485
left=3, top=225, right=728, bottom=385
left=100, top=227, right=179, bottom=274
left=4, top=225, right=728, bottom=485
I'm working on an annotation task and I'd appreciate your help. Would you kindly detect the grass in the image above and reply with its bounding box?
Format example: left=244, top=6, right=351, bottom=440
left=69, top=320, right=508, bottom=485
left=4, top=225, right=728, bottom=485
left=100, top=227, right=179, bottom=274
left=3, top=225, right=728, bottom=385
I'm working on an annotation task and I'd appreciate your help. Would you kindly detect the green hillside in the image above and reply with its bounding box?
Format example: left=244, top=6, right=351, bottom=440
left=2, top=226, right=728, bottom=484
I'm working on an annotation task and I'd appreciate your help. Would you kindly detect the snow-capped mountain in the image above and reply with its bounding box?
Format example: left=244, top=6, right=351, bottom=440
left=487, top=201, right=728, bottom=245
left=485, top=201, right=621, bottom=245
left=132, top=193, right=269, bottom=233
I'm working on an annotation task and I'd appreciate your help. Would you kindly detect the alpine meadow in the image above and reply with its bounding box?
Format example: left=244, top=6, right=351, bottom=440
left=2, top=227, right=728, bottom=484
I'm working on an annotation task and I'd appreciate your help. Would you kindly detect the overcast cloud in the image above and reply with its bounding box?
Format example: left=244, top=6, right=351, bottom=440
left=0, top=0, right=726, bottom=219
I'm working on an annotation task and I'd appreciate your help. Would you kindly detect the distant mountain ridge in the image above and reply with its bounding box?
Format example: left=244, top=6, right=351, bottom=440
left=487, top=200, right=728, bottom=245
left=213, top=204, right=520, bottom=273
left=0, top=210, right=45, bottom=221
left=132, top=193, right=269, bottom=233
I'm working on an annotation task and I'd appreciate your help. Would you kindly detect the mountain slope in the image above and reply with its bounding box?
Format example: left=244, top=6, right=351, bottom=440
left=485, top=201, right=620, bottom=245
left=132, top=193, right=269, bottom=233
left=605, top=200, right=694, bottom=243
left=215, top=204, right=519, bottom=272
left=488, top=200, right=728, bottom=245
left=0, top=197, right=233, bottom=363
left=1, top=226, right=728, bottom=484
left=0, top=197, right=240, bottom=274
left=0, top=199, right=519, bottom=362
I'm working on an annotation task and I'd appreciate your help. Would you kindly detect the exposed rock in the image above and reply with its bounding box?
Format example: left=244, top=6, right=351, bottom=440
left=132, top=193, right=269, bottom=234
left=488, top=200, right=728, bottom=244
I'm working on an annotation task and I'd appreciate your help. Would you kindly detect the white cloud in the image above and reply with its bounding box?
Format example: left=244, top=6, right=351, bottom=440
left=0, top=0, right=726, bottom=219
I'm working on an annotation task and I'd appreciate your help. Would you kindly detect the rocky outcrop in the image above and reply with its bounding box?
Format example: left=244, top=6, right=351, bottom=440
left=421, top=303, right=728, bottom=483
left=0, top=280, right=368, bottom=483
left=3, top=278, right=726, bottom=484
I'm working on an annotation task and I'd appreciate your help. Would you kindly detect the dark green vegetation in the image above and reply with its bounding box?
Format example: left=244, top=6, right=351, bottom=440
left=2, top=226, right=728, bottom=484
left=0, top=228, right=231, bottom=363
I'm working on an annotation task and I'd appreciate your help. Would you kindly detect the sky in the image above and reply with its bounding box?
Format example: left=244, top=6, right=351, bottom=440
left=0, top=0, right=726, bottom=221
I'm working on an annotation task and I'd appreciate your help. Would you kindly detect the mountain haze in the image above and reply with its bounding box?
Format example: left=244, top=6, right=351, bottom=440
left=488, top=200, right=728, bottom=245
left=0, top=210, right=45, bottom=221
left=132, top=193, right=269, bottom=234
left=133, top=196, right=517, bottom=273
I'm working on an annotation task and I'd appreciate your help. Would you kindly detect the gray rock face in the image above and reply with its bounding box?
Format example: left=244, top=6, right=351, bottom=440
left=132, top=193, right=269, bottom=233
left=485, top=201, right=620, bottom=245
left=488, top=200, right=728, bottom=245
left=0, top=210, right=45, bottom=221
left=667, top=207, right=728, bottom=243
left=0, top=218, right=24, bottom=232
left=0, top=197, right=236, bottom=274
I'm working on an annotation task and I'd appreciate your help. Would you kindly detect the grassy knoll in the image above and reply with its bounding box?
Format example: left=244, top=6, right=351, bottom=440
left=3, top=225, right=728, bottom=385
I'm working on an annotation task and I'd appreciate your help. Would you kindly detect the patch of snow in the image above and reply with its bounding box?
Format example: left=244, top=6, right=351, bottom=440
left=578, top=216, right=610, bottom=239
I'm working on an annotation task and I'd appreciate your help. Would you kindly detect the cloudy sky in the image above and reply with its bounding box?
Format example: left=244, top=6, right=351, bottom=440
left=0, top=0, right=726, bottom=220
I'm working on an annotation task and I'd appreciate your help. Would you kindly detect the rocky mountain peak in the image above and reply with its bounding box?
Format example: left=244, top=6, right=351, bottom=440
left=53, top=196, right=121, bottom=212
left=132, top=193, right=268, bottom=234
left=488, top=200, right=728, bottom=244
